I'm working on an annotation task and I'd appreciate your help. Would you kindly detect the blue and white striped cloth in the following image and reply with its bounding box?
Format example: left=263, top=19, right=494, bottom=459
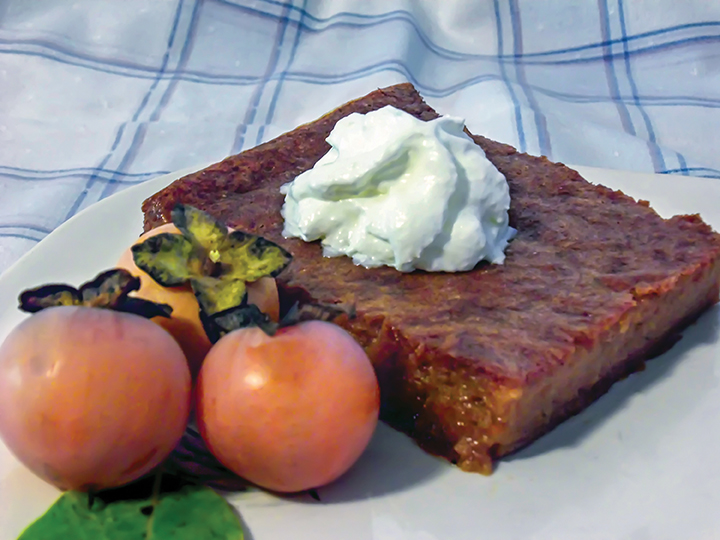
left=1, top=0, right=719, bottom=274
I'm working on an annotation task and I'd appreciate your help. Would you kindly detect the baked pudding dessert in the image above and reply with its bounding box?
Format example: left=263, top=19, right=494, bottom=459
left=142, top=83, right=720, bottom=474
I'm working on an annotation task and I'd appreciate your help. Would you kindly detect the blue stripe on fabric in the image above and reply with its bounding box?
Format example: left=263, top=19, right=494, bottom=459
left=509, top=34, right=720, bottom=65
left=8, top=30, right=712, bottom=69
left=676, top=153, right=689, bottom=175
left=2, top=23, right=718, bottom=85
left=150, top=0, right=203, bottom=123
left=0, top=165, right=170, bottom=177
left=660, top=167, right=720, bottom=177
left=0, top=44, right=252, bottom=83
left=527, top=89, right=720, bottom=107
left=617, top=0, right=665, bottom=172
left=598, top=0, right=635, bottom=135
left=254, top=0, right=412, bottom=22
left=252, top=0, right=720, bottom=42
left=214, top=0, right=470, bottom=61
left=0, top=232, right=43, bottom=243
left=232, top=1, right=293, bottom=154
left=256, top=0, right=308, bottom=146
left=17, top=39, right=714, bottom=106
left=0, top=222, right=49, bottom=243
left=63, top=0, right=187, bottom=221
left=100, top=0, right=203, bottom=201
left=504, top=21, right=720, bottom=59
left=287, top=68, right=500, bottom=97
left=7, top=37, right=720, bottom=94
left=62, top=120, right=128, bottom=220
left=509, top=0, right=551, bottom=156
left=0, top=37, right=161, bottom=74
left=0, top=224, right=54, bottom=234
left=132, top=0, right=187, bottom=122
left=283, top=64, right=495, bottom=89
left=0, top=171, right=167, bottom=183
left=493, top=0, right=525, bottom=152
left=1, top=9, right=715, bottom=74
left=226, top=0, right=720, bottom=62
left=0, top=56, right=707, bottom=122
left=277, top=64, right=720, bottom=108
left=0, top=17, right=717, bottom=67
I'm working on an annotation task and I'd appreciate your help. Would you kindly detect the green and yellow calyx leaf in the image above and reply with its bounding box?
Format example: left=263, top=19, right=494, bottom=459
left=132, top=204, right=292, bottom=318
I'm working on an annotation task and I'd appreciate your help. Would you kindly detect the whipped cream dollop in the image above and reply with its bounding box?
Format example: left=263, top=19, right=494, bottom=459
left=280, top=105, right=515, bottom=272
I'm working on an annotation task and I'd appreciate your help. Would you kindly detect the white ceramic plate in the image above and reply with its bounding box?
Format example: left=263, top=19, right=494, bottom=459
left=1, top=166, right=719, bottom=540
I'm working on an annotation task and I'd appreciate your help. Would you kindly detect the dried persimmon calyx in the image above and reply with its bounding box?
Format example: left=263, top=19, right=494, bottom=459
left=221, top=230, right=292, bottom=281
left=18, top=268, right=172, bottom=319
left=132, top=203, right=292, bottom=317
left=190, top=276, right=248, bottom=319
left=171, top=202, right=228, bottom=257
left=131, top=233, right=197, bottom=287
left=200, top=304, right=275, bottom=344
left=19, top=284, right=81, bottom=312
left=200, top=300, right=357, bottom=344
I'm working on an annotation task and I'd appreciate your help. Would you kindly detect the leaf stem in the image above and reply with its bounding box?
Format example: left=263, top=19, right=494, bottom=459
left=145, top=469, right=164, bottom=539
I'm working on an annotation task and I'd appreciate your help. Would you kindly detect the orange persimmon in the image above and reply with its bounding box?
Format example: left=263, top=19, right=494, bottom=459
left=196, top=321, right=380, bottom=493
left=0, top=305, right=191, bottom=491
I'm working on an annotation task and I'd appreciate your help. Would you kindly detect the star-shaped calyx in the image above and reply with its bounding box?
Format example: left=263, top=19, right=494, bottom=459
left=131, top=204, right=293, bottom=340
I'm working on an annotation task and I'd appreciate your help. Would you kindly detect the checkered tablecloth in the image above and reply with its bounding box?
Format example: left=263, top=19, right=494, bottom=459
left=1, top=0, right=719, bottom=274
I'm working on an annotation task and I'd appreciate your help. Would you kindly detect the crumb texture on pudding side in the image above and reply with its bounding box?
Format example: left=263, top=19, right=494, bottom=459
left=142, top=83, right=720, bottom=474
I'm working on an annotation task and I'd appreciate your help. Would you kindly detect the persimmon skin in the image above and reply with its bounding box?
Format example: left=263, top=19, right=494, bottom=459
left=0, top=306, right=191, bottom=492
left=116, top=223, right=280, bottom=377
left=196, top=321, right=380, bottom=493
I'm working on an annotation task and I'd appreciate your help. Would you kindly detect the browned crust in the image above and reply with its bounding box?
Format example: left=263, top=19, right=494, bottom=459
left=141, top=83, right=720, bottom=473
left=142, top=84, right=440, bottom=230
left=495, top=265, right=720, bottom=461
left=504, top=299, right=717, bottom=458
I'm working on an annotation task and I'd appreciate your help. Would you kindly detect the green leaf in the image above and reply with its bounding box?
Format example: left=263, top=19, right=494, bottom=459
left=18, top=474, right=243, bottom=540
left=132, top=233, right=197, bottom=287
left=220, top=231, right=292, bottom=282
